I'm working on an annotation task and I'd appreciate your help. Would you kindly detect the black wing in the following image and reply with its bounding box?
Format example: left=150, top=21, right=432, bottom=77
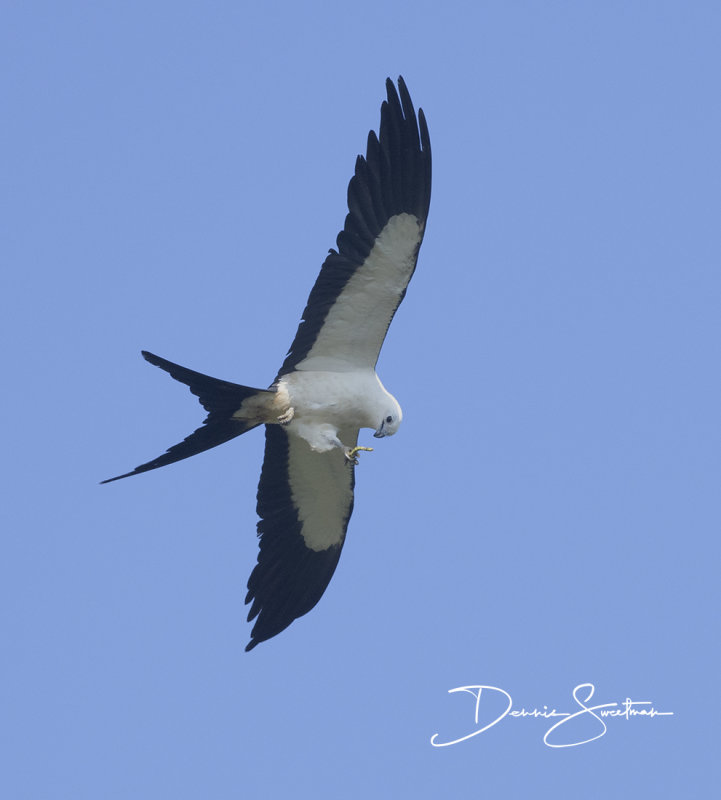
left=277, top=76, right=431, bottom=377
left=244, top=424, right=358, bottom=650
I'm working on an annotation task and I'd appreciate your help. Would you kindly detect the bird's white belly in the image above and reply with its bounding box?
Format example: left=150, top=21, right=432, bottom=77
left=277, top=369, right=389, bottom=451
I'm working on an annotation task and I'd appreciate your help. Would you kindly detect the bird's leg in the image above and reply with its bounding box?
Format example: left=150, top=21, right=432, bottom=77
left=276, top=406, right=295, bottom=425
left=344, top=445, right=374, bottom=465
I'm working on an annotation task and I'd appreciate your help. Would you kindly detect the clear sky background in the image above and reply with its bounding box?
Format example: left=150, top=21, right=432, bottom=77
left=3, top=1, right=719, bottom=797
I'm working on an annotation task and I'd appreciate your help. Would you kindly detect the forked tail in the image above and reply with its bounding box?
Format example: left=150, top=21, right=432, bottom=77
left=101, top=351, right=272, bottom=483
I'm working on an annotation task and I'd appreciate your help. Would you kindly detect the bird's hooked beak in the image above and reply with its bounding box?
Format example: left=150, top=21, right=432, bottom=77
left=373, top=422, right=387, bottom=438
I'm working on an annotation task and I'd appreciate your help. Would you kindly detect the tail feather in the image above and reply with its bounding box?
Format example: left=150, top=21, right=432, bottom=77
left=101, top=351, right=271, bottom=484
left=141, top=350, right=263, bottom=417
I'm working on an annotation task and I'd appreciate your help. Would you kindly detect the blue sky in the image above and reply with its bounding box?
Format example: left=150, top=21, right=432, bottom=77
left=3, top=1, right=719, bottom=797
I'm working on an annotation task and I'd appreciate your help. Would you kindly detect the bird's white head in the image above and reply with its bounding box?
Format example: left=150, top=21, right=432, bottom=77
left=374, top=395, right=403, bottom=438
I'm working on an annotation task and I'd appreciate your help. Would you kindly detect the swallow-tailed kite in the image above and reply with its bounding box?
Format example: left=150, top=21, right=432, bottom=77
left=103, top=77, right=431, bottom=650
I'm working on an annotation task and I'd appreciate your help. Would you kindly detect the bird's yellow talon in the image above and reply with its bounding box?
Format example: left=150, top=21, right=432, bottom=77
left=345, top=445, right=374, bottom=465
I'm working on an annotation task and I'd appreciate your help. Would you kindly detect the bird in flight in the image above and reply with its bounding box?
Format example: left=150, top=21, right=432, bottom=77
left=103, top=77, right=432, bottom=650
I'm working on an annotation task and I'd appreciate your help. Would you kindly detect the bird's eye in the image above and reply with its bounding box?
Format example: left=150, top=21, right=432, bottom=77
left=386, top=415, right=393, bottom=423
